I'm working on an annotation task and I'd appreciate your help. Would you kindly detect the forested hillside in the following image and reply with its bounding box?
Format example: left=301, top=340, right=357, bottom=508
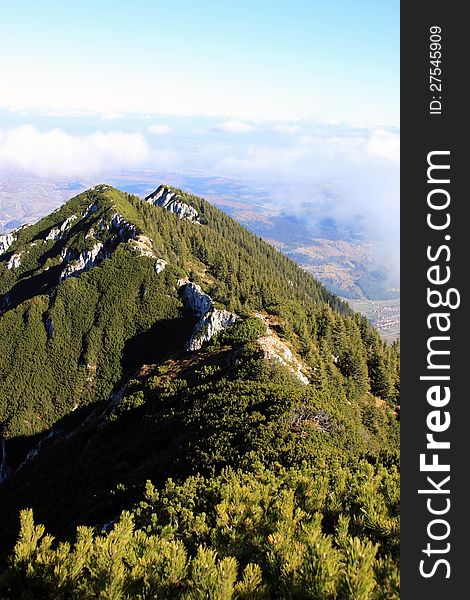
left=0, top=185, right=399, bottom=598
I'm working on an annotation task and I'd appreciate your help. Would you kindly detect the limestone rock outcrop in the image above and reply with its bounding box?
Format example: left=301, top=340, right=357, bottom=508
left=0, top=233, right=15, bottom=255
left=146, top=185, right=202, bottom=224
left=60, top=242, right=104, bottom=280
left=178, top=280, right=236, bottom=351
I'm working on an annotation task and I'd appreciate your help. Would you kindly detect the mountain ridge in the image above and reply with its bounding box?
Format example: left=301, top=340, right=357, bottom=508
left=0, top=183, right=354, bottom=438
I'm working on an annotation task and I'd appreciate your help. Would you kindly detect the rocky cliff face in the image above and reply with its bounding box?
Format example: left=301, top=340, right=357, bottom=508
left=60, top=242, right=104, bottom=281
left=57, top=211, right=139, bottom=281
left=0, top=233, right=15, bottom=255
left=178, top=280, right=236, bottom=350
left=145, top=185, right=203, bottom=224
left=178, top=280, right=213, bottom=317
left=109, top=213, right=137, bottom=240
left=128, top=235, right=156, bottom=258
left=154, top=259, right=167, bottom=274
left=258, top=334, right=310, bottom=384
left=45, top=215, right=78, bottom=241
left=128, top=235, right=167, bottom=272
left=190, top=310, right=237, bottom=351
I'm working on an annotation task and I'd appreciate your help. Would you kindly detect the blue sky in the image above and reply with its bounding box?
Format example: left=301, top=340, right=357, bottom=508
left=0, top=1, right=399, bottom=274
left=1, top=0, right=399, bottom=124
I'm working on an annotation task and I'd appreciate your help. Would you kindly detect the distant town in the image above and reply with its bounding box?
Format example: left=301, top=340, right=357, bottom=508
left=346, top=297, right=400, bottom=342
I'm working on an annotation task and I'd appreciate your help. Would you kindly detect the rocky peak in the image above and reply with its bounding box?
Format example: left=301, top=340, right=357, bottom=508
left=145, top=185, right=203, bottom=224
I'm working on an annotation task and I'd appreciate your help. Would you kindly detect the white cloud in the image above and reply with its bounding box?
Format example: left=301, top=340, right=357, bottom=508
left=0, top=125, right=151, bottom=177
left=100, top=112, right=125, bottom=121
left=367, top=129, right=400, bottom=162
left=200, top=128, right=399, bottom=177
left=148, top=124, right=173, bottom=135
left=213, top=121, right=254, bottom=133
left=44, top=108, right=94, bottom=118
left=272, top=123, right=300, bottom=134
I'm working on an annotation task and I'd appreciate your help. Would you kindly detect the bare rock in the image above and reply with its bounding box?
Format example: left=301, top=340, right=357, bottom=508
left=146, top=185, right=203, bottom=224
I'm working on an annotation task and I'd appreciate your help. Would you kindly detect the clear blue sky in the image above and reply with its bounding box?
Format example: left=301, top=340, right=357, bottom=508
left=0, top=0, right=399, bottom=124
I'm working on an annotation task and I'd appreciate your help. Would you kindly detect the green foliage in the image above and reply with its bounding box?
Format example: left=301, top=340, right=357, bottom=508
left=110, top=391, right=145, bottom=420
left=219, top=317, right=268, bottom=345
left=340, top=536, right=378, bottom=600
left=1, top=460, right=399, bottom=599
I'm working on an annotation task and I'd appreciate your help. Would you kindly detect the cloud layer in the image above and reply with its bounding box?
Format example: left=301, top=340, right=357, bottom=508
left=0, top=125, right=150, bottom=177
left=197, top=128, right=399, bottom=280
left=213, top=121, right=254, bottom=133
left=148, top=124, right=173, bottom=135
